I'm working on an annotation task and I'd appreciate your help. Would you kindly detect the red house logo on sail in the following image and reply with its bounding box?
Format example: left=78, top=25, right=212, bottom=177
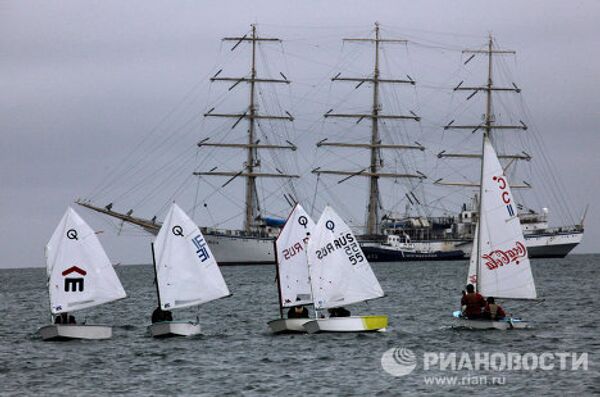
left=62, top=266, right=87, bottom=292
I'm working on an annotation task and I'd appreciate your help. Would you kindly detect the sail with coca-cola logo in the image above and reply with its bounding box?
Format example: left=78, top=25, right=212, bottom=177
left=472, top=136, right=537, bottom=300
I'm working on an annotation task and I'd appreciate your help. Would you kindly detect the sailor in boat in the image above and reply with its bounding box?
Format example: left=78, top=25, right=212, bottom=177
left=287, top=297, right=310, bottom=319
left=287, top=305, right=309, bottom=319
left=328, top=307, right=351, bottom=318
left=54, top=312, right=76, bottom=324
left=151, top=306, right=173, bottom=323
left=482, top=297, right=507, bottom=321
left=460, top=284, right=486, bottom=319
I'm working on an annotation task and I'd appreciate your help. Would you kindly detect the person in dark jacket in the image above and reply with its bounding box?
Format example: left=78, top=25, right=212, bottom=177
left=461, top=284, right=486, bottom=319
left=54, top=312, right=76, bottom=324
left=151, top=306, right=173, bottom=323
left=328, top=307, right=351, bottom=317
left=287, top=305, right=309, bottom=319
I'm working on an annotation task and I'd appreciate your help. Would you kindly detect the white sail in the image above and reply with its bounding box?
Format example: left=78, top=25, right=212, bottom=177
left=154, top=203, right=230, bottom=310
left=466, top=221, right=479, bottom=286
left=45, top=207, right=126, bottom=314
left=307, top=206, right=384, bottom=310
left=276, top=204, right=314, bottom=307
left=477, top=136, right=537, bottom=299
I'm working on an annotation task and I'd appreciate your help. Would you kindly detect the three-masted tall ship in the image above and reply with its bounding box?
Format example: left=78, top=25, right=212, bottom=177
left=78, top=26, right=583, bottom=264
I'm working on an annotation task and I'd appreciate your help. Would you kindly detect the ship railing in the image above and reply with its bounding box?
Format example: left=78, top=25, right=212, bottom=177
left=525, top=224, right=584, bottom=235
left=199, top=226, right=276, bottom=238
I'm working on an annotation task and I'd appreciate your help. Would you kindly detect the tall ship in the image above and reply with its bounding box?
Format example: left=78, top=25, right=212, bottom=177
left=78, top=25, right=583, bottom=263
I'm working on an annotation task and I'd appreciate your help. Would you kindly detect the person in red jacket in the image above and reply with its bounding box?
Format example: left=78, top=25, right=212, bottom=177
left=483, top=297, right=507, bottom=320
left=461, top=284, right=486, bottom=319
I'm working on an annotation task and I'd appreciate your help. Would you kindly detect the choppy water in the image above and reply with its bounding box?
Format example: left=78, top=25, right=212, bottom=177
left=0, top=255, right=598, bottom=396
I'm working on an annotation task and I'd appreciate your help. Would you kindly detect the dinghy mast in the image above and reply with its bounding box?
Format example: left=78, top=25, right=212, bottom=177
left=312, top=22, right=425, bottom=236
left=150, top=242, right=162, bottom=309
left=273, top=239, right=284, bottom=319
left=194, top=24, right=298, bottom=233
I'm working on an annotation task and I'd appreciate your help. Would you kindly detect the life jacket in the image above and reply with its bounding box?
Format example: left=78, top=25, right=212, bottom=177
left=486, top=303, right=506, bottom=320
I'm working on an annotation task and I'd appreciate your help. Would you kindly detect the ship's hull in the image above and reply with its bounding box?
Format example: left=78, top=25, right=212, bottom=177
left=362, top=245, right=465, bottom=262
left=204, top=233, right=275, bottom=265
left=451, top=230, right=583, bottom=259
left=523, top=231, right=583, bottom=258
left=409, top=231, right=582, bottom=260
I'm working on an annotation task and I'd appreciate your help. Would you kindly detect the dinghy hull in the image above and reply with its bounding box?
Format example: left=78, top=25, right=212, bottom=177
left=303, top=315, right=388, bottom=334
left=39, top=324, right=112, bottom=341
left=267, top=318, right=310, bottom=333
left=149, top=321, right=201, bottom=337
left=452, top=311, right=529, bottom=330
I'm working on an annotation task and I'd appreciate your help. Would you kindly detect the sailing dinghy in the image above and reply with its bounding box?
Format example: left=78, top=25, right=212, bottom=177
left=149, top=203, right=230, bottom=337
left=303, top=206, right=388, bottom=333
left=454, top=135, right=538, bottom=330
left=267, top=204, right=315, bottom=333
left=39, top=207, right=127, bottom=341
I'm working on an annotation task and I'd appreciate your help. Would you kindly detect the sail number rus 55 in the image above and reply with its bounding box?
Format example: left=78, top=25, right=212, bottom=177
left=315, top=233, right=364, bottom=265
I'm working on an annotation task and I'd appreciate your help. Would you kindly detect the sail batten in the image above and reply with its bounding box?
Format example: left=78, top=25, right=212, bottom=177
left=154, top=204, right=230, bottom=311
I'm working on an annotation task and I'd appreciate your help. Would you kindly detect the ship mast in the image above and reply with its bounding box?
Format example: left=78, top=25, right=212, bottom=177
left=313, top=22, right=424, bottom=236
left=195, top=25, right=298, bottom=233
left=436, top=34, right=531, bottom=190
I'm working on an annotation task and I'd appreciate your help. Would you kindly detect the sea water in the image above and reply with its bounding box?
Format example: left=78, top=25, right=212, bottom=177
left=0, top=256, right=598, bottom=395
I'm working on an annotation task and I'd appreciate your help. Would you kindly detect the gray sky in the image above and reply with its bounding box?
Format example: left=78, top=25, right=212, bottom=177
left=2, top=0, right=599, bottom=268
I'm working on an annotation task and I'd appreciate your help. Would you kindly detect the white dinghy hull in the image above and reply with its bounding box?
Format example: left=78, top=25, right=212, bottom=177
left=39, top=324, right=112, bottom=341
left=303, top=315, right=388, bottom=334
left=452, top=311, right=529, bottom=330
left=149, top=321, right=201, bottom=337
left=267, top=318, right=310, bottom=333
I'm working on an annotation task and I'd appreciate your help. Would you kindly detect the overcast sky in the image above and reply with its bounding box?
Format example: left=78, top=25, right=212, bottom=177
left=1, top=0, right=598, bottom=268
